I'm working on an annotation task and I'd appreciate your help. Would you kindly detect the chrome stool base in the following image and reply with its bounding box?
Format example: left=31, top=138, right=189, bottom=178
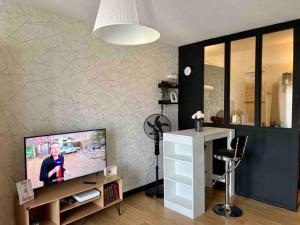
left=213, top=204, right=243, bottom=217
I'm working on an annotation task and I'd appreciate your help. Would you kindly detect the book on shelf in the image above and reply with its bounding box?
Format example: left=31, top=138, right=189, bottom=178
left=104, top=182, right=119, bottom=205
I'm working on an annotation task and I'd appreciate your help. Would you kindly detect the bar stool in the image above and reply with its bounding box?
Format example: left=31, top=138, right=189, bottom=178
left=212, top=135, right=248, bottom=217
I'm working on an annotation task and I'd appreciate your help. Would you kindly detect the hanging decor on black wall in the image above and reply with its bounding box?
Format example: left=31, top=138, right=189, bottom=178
left=184, top=66, right=192, bottom=76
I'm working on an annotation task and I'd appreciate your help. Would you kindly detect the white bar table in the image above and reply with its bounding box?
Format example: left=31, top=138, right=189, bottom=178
left=163, top=127, right=235, bottom=219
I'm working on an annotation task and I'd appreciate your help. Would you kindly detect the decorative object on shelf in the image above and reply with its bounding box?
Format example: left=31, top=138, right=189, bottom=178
left=192, top=111, right=205, bottom=132
left=169, top=91, right=178, bottom=103
left=282, top=72, right=292, bottom=85
left=159, top=81, right=171, bottom=101
left=204, top=85, right=214, bottom=91
left=167, top=74, right=178, bottom=87
left=158, top=80, right=179, bottom=114
left=16, top=179, right=34, bottom=205
left=231, top=111, right=241, bottom=124
left=211, top=110, right=224, bottom=124
left=144, top=114, right=171, bottom=198
left=104, top=182, right=120, bottom=206
left=195, top=119, right=203, bottom=132
left=104, top=165, right=117, bottom=177
left=241, top=113, right=249, bottom=125
left=93, top=0, right=160, bottom=45
left=184, top=66, right=192, bottom=76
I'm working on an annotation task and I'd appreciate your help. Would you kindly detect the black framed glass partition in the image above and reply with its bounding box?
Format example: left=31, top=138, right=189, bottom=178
left=230, top=37, right=256, bottom=126
left=261, top=29, right=294, bottom=128
left=179, top=19, right=300, bottom=212
left=202, top=27, right=296, bottom=129
left=204, top=43, right=225, bottom=123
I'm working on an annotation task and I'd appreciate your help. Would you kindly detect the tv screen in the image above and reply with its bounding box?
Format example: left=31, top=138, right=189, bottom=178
left=25, top=129, right=106, bottom=189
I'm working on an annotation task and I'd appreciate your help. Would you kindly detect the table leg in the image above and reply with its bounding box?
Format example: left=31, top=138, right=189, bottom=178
left=115, top=203, right=121, bottom=215
left=205, top=141, right=213, bottom=188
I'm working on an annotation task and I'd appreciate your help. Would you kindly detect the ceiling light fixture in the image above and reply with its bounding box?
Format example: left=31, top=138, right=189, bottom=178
left=204, top=85, right=214, bottom=91
left=93, top=0, right=160, bottom=46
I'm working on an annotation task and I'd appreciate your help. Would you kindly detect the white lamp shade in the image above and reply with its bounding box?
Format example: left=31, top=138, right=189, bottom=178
left=93, top=0, right=160, bottom=45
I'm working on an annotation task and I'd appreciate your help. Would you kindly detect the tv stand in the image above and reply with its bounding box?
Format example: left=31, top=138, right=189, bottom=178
left=15, top=175, right=123, bottom=225
left=82, top=181, right=97, bottom=184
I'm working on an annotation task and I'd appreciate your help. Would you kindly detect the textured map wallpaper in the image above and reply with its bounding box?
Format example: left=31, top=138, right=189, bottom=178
left=0, top=1, right=178, bottom=224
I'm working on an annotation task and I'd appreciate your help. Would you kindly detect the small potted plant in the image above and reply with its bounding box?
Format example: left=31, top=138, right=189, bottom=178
left=192, top=111, right=205, bottom=132
left=158, top=81, right=171, bottom=104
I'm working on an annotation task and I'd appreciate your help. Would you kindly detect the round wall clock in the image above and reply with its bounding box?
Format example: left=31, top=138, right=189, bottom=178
left=184, top=66, right=192, bottom=76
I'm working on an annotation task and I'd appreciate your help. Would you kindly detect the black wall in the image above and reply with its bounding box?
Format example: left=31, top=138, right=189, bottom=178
left=178, top=21, right=300, bottom=211
left=235, top=127, right=299, bottom=210
left=178, top=43, right=203, bottom=129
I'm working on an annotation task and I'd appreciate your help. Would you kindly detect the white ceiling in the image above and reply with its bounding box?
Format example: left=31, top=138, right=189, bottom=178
left=19, top=0, right=300, bottom=46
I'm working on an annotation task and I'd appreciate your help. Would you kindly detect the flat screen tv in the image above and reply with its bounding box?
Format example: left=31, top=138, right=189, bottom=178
left=25, top=129, right=106, bottom=189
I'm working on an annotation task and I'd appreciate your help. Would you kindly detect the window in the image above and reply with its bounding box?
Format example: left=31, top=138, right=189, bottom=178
left=204, top=43, right=225, bottom=124
left=230, top=37, right=256, bottom=126
left=261, top=29, right=293, bottom=128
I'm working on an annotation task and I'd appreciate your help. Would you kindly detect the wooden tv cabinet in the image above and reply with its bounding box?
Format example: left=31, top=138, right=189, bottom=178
left=15, top=175, right=123, bottom=225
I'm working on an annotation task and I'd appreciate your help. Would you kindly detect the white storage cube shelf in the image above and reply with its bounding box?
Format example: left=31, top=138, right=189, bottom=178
left=164, top=180, right=193, bottom=217
left=164, top=142, right=192, bottom=163
left=163, top=138, right=196, bottom=218
left=163, top=128, right=234, bottom=219
left=164, top=158, right=192, bottom=186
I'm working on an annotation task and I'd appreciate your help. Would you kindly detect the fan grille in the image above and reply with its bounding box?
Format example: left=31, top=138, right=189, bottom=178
left=144, top=114, right=171, bottom=140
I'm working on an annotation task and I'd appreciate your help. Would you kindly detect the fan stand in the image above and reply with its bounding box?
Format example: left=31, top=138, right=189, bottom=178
left=145, top=132, right=164, bottom=198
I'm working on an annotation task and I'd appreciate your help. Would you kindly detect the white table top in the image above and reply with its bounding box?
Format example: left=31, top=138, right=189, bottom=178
left=164, top=127, right=233, bottom=137
left=163, top=127, right=234, bottom=143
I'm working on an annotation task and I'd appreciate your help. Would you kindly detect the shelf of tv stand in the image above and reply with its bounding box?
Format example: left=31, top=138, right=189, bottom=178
left=60, top=202, right=102, bottom=225
left=23, top=175, right=120, bottom=209
left=158, top=100, right=178, bottom=105
left=15, top=174, right=123, bottom=225
left=60, top=195, right=103, bottom=213
left=104, top=198, right=122, bottom=208
left=39, top=220, right=56, bottom=225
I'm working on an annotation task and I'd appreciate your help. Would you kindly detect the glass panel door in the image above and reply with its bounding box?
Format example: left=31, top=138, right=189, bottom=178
left=230, top=37, right=256, bottom=126
left=204, top=43, right=225, bottom=124
left=261, top=29, right=293, bottom=128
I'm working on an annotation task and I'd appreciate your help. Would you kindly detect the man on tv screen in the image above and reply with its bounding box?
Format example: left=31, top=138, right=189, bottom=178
left=39, top=142, right=66, bottom=186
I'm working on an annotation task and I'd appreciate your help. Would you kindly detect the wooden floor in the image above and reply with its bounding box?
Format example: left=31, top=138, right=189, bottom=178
left=74, top=189, right=300, bottom=225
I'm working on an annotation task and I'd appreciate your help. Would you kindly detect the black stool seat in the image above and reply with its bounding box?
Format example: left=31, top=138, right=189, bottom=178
left=214, top=149, right=242, bottom=162
left=212, top=135, right=248, bottom=218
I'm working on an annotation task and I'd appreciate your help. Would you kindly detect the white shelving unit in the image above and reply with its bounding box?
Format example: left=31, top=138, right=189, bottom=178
left=163, top=131, right=202, bottom=219
left=163, top=128, right=235, bottom=219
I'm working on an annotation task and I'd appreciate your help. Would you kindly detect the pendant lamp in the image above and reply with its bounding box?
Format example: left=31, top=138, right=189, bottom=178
left=93, top=0, right=160, bottom=45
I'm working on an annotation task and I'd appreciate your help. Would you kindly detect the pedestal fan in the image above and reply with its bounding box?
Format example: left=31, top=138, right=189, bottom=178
left=143, top=114, right=171, bottom=198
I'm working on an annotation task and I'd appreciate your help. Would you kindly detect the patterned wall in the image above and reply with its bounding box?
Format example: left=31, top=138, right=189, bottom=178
left=204, top=65, right=224, bottom=122
left=0, top=1, right=178, bottom=224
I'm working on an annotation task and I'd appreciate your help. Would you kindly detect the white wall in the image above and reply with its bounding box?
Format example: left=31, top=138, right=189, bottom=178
left=0, top=2, right=178, bottom=224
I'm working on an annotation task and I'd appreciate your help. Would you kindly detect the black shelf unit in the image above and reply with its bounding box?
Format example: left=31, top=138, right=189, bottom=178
left=158, top=100, right=178, bottom=105
left=158, top=81, right=179, bottom=89
left=158, top=80, right=179, bottom=106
